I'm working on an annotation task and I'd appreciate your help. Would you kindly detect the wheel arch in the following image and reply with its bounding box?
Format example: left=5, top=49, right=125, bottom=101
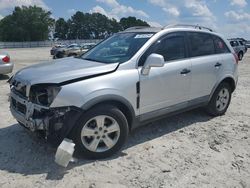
left=81, top=95, right=136, bottom=130
left=209, top=76, right=236, bottom=101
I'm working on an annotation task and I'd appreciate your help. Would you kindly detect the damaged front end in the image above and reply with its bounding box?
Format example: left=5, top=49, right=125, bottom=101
left=9, top=80, right=82, bottom=142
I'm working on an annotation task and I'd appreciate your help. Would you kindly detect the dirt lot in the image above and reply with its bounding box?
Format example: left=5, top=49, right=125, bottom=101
left=0, top=47, right=249, bottom=188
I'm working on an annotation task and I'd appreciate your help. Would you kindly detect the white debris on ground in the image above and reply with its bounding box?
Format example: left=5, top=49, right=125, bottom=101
left=55, top=139, right=75, bottom=168
left=0, top=47, right=249, bottom=188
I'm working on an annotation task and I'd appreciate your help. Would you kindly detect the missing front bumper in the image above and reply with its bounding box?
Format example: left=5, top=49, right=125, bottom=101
left=9, top=90, right=82, bottom=141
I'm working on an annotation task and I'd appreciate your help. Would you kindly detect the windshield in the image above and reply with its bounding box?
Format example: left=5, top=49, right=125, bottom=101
left=81, top=32, right=155, bottom=64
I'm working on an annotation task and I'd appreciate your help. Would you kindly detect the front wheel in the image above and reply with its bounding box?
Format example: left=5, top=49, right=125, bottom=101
left=206, top=82, right=232, bottom=116
left=72, top=104, right=129, bottom=159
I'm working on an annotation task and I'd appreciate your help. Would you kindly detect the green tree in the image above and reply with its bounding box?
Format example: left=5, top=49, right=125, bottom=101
left=120, top=16, right=149, bottom=30
left=0, top=6, right=54, bottom=41
left=67, top=11, right=88, bottom=39
left=65, top=12, right=122, bottom=39
left=54, top=18, right=68, bottom=40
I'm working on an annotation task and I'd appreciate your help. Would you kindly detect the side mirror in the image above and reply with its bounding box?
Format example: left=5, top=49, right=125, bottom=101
left=141, top=53, right=164, bottom=75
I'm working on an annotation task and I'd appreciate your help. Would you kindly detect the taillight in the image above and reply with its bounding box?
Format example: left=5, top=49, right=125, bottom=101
left=2, top=56, right=10, bottom=63
left=233, top=53, right=238, bottom=64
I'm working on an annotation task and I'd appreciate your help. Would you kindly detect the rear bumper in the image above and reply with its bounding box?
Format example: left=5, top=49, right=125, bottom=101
left=9, top=90, right=82, bottom=141
left=0, top=63, right=13, bottom=74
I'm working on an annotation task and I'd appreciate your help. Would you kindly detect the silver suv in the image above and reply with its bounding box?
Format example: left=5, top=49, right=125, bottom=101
left=229, top=39, right=247, bottom=61
left=9, top=25, right=238, bottom=159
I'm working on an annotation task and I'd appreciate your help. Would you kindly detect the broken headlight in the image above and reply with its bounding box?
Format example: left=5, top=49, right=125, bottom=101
left=30, top=85, right=61, bottom=106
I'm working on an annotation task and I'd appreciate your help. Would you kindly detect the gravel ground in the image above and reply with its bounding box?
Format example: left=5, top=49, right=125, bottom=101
left=0, top=47, right=249, bottom=188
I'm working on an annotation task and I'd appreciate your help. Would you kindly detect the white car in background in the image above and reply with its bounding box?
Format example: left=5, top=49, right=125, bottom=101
left=0, top=53, right=13, bottom=75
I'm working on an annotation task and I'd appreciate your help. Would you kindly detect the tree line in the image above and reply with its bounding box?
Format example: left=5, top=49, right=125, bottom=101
left=0, top=6, right=149, bottom=42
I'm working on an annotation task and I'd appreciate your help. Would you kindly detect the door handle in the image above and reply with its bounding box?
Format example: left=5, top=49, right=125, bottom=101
left=214, top=62, right=222, bottom=67
left=180, top=68, right=191, bottom=74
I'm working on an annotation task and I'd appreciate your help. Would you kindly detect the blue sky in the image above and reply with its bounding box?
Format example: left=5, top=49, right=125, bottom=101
left=0, top=0, right=250, bottom=39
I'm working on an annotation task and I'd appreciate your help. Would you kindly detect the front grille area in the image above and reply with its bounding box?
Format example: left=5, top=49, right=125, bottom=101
left=11, top=97, right=27, bottom=115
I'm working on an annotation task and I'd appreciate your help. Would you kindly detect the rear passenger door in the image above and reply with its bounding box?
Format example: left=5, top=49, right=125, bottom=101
left=187, top=32, right=220, bottom=100
left=213, top=36, right=233, bottom=81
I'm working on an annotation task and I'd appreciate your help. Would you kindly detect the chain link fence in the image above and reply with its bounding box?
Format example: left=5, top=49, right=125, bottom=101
left=0, top=39, right=102, bottom=49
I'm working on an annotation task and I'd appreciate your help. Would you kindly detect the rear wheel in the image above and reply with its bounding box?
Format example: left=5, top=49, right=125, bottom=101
left=206, top=82, right=232, bottom=116
left=55, top=51, right=64, bottom=58
left=72, top=104, right=129, bottom=159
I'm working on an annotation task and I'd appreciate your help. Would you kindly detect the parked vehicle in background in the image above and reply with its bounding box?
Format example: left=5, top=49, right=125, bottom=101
left=0, top=53, right=13, bottom=75
left=81, top=43, right=96, bottom=54
left=53, top=43, right=81, bottom=59
left=246, top=41, right=250, bottom=48
left=229, top=39, right=247, bottom=61
left=50, top=44, right=66, bottom=55
left=9, top=24, right=238, bottom=159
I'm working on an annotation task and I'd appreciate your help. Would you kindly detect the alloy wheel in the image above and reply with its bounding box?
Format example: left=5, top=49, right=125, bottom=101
left=81, top=115, right=120, bottom=152
left=216, top=88, right=230, bottom=112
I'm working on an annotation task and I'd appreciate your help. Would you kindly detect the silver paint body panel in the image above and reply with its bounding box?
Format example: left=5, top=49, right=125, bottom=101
left=9, top=27, right=238, bottom=125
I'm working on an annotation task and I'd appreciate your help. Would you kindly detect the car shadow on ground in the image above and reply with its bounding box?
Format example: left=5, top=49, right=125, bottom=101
left=0, top=108, right=213, bottom=180
left=0, top=75, right=9, bottom=80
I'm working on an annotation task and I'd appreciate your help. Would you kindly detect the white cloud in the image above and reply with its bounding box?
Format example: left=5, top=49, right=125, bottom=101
left=67, top=9, right=76, bottom=15
left=0, top=14, right=3, bottom=20
left=148, top=0, right=166, bottom=7
left=93, top=0, right=149, bottom=20
left=183, top=0, right=216, bottom=30
left=96, top=0, right=119, bottom=8
left=185, top=0, right=213, bottom=18
left=163, top=7, right=180, bottom=17
left=91, top=5, right=110, bottom=17
left=218, top=22, right=250, bottom=39
left=230, top=0, right=247, bottom=7
left=149, top=0, right=180, bottom=17
left=0, top=0, right=49, bottom=11
left=225, top=10, right=250, bottom=21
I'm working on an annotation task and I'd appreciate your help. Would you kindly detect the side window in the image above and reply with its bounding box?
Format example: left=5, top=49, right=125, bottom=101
left=230, top=41, right=235, bottom=47
left=138, top=34, right=186, bottom=66
left=239, top=41, right=244, bottom=45
left=153, top=36, right=186, bottom=61
left=234, top=41, right=239, bottom=46
left=188, top=32, right=215, bottom=57
left=213, top=36, right=230, bottom=54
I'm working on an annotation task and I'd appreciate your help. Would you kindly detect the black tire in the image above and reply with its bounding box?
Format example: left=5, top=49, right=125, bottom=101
left=206, top=82, right=232, bottom=116
left=238, top=52, right=243, bottom=61
left=72, top=104, right=129, bottom=159
left=56, top=51, right=64, bottom=58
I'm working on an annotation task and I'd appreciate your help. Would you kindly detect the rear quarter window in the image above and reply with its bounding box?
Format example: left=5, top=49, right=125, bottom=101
left=213, top=36, right=230, bottom=54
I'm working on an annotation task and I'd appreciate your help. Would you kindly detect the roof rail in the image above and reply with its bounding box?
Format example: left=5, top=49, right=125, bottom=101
left=124, top=26, right=150, bottom=31
left=164, top=24, right=213, bottom=32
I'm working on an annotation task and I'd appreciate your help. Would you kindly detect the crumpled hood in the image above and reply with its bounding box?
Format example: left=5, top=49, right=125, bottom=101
left=12, top=57, right=119, bottom=85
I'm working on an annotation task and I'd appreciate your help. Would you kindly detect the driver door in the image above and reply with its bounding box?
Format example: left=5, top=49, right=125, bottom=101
left=139, top=32, right=192, bottom=119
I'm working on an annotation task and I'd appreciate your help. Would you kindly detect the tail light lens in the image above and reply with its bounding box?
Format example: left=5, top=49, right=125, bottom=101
left=233, top=53, right=238, bottom=64
left=2, top=55, right=10, bottom=63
